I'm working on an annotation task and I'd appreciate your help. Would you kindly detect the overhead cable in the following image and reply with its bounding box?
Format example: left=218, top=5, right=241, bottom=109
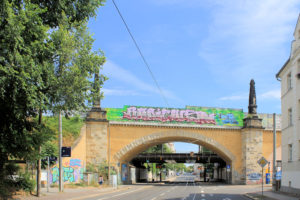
left=111, top=0, right=170, bottom=107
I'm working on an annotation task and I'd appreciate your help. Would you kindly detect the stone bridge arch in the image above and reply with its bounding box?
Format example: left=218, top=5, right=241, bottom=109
left=111, top=129, right=241, bottom=184
left=113, top=130, right=236, bottom=164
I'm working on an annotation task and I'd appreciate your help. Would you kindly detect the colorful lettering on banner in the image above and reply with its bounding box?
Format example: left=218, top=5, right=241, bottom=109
left=107, top=106, right=244, bottom=127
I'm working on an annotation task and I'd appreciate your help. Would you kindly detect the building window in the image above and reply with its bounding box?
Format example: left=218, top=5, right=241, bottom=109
left=287, top=72, right=292, bottom=90
left=299, top=100, right=300, bottom=119
left=288, top=108, right=293, bottom=126
left=288, top=144, right=293, bottom=161
left=297, top=60, right=300, bottom=79
left=299, top=140, right=300, bottom=160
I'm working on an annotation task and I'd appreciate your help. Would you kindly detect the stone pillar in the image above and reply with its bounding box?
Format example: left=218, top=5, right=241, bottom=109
left=242, top=115, right=264, bottom=184
left=86, top=107, right=109, bottom=164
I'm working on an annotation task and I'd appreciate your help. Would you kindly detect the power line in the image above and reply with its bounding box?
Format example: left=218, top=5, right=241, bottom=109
left=111, top=0, right=170, bottom=107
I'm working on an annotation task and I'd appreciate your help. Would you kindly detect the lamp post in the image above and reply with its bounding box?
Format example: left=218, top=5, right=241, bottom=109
left=272, top=113, right=276, bottom=190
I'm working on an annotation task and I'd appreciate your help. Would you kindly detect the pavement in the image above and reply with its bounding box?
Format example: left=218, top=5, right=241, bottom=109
left=244, top=189, right=300, bottom=200
left=14, top=175, right=300, bottom=200
left=14, top=185, right=133, bottom=200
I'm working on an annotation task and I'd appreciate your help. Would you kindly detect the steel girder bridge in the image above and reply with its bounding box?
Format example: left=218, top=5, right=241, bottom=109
left=131, top=153, right=226, bottom=167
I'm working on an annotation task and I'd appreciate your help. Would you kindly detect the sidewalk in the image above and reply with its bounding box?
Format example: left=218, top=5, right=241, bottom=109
left=245, top=189, right=300, bottom=200
left=14, top=185, right=132, bottom=200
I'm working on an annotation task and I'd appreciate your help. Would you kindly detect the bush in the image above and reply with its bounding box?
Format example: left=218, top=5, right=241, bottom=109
left=16, top=171, right=35, bottom=192
left=0, top=164, right=35, bottom=200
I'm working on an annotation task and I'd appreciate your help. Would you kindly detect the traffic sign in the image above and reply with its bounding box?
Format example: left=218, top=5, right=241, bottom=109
left=276, top=171, right=282, bottom=180
left=61, top=147, right=71, bottom=157
left=257, top=157, right=268, bottom=168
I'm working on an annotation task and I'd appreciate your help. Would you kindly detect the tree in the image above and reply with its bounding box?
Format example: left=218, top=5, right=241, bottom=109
left=0, top=0, right=105, bottom=197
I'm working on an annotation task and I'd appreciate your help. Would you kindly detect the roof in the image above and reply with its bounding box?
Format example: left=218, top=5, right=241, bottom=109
left=276, top=58, right=290, bottom=79
left=293, top=14, right=300, bottom=37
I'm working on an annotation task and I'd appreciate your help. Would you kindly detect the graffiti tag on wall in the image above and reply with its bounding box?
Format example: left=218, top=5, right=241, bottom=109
left=50, top=159, right=84, bottom=183
left=246, top=173, right=262, bottom=184
left=106, top=105, right=244, bottom=127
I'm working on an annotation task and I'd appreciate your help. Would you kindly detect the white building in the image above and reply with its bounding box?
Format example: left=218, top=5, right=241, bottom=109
left=165, top=142, right=176, bottom=153
left=276, top=15, right=300, bottom=195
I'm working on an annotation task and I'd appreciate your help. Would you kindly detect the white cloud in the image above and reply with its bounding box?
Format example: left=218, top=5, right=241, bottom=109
left=198, top=0, right=300, bottom=82
left=102, top=60, right=182, bottom=102
left=260, top=89, right=281, bottom=99
left=219, top=89, right=281, bottom=101
left=219, top=95, right=247, bottom=101
left=102, top=88, right=143, bottom=96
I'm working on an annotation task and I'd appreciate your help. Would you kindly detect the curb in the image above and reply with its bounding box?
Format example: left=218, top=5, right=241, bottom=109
left=243, top=194, right=258, bottom=200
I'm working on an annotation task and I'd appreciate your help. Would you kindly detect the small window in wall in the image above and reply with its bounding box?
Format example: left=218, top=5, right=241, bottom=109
left=288, top=144, right=293, bottom=161
left=287, top=72, right=292, bottom=90
left=299, top=140, right=300, bottom=160
left=298, top=100, right=300, bottom=119
left=297, top=60, right=300, bottom=79
left=288, top=108, right=293, bottom=126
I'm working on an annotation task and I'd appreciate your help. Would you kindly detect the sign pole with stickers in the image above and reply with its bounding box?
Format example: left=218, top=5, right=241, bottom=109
left=257, top=156, right=268, bottom=198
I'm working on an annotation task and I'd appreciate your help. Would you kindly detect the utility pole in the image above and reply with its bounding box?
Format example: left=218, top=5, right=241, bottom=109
left=108, top=123, right=111, bottom=185
left=47, top=157, right=50, bottom=192
left=58, top=111, right=63, bottom=192
left=272, top=113, right=276, bottom=190
left=36, top=151, right=41, bottom=196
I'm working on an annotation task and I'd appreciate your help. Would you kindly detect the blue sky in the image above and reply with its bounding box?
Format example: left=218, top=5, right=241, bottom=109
left=88, top=0, right=300, bottom=153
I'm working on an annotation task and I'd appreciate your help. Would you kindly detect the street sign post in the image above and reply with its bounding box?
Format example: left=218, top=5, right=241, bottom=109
left=257, top=156, right=268, bottom=197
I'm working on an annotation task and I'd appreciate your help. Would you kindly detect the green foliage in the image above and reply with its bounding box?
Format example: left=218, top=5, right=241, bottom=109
left=144, top=144, right=173, bottom=153
left=0, top=0, right=106, bottom=198
left=44, top=115, right=84, bottom=139
left=0, top=164, right=35, bottom=199
left=15, top=171, right=36, bottom=193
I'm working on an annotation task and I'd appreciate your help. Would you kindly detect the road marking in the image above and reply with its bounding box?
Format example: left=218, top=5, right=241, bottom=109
left=192, top=183, right=197, bottom=200
left=72, top=187, right=132, bottom=200
left=97, top=186, right=148, bottom=200
left=160, top=192, right=165, bottom=196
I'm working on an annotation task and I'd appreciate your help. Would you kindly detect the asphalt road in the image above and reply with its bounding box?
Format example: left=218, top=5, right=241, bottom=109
left=80, top=174, right=262, bottom=200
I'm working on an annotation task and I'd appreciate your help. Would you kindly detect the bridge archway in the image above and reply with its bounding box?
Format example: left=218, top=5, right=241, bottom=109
left=113, top=130, right=235, bottom=164
left=112, top=129, right=238, bottom=183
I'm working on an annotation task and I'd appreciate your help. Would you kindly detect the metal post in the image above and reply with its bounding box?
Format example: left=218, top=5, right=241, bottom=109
left=273, top=113, right=276, bottom=189
left=152, top=163, right=154, bottom=182
left=47, top=157, right=50, bottom=192
left=36, top=149, right=41, bottom=197
left=36, top=157, right=41, bottom=196
left=262, top=167, right=264, bottom=197
left=58, top=111, right=63, bottom=192
left=108, top=123, right=111, bottom=185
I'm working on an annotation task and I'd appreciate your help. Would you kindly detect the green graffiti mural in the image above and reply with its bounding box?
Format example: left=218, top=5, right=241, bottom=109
left=51, top=167, right=59, bottom=183
left=106, top=105, right=244, bottom=127
left=63, top=167, right=74, bottom=182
